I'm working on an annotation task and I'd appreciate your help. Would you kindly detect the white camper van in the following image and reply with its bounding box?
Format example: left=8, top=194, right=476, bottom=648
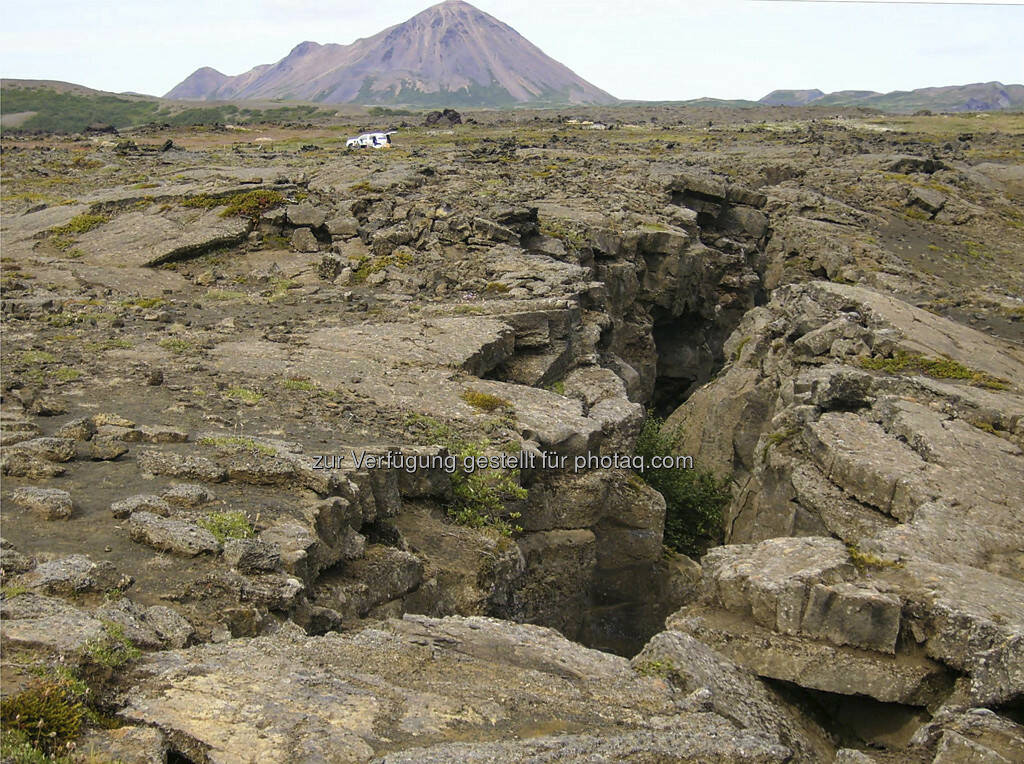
left=346, top=131, right=395, bottom=149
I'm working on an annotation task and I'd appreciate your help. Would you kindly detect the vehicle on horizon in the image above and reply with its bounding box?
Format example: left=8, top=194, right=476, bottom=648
left=346, top=131, right=396, bottom=149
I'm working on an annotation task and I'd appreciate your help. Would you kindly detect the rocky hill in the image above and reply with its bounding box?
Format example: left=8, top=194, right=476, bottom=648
left=165, top=0, right=616, bottom=107
left=760, top=82, right=1024, bottom=113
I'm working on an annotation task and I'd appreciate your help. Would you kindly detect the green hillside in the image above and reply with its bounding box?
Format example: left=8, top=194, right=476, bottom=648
left=0, top=81, right=334, bottom=134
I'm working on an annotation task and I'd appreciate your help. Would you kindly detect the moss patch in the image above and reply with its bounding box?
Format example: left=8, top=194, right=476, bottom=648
left=461, top=390, right=512, bottom=413
left=858, top=351, right=1010, bottom=390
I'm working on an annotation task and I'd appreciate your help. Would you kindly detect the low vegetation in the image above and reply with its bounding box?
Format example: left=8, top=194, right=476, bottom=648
left=198, top=435, right=276, bottom=456
left=634, top=415, right=731, bottom=557
left=1, top=85, right=333, bottom=134
left=859, top=351, right=1010, bottom=390
left=47, top=213, right=108, bottom=250
left=460, top=389, right=512, bottom=413
left=847, top=543, right=904, bottom=572
left=0, top=675, right=85, bottom=756
left=181, top=190, right=285, bottom=220
left=158, top=337, right=202, bottom=355
left=198, top=511, right=255, bottom=543
left=407, top=414, right=525, bottom=536
left=223, top=387, right=264, bottom=404
left=84, top=621, right=142, bottom=669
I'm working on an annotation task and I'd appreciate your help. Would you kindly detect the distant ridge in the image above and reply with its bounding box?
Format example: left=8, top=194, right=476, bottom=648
left=759, top=82, right=1024, bottom=113
left=165, top=0, right=615, bottom=107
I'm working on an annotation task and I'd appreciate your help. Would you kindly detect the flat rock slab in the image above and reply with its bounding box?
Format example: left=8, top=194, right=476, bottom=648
left=122, top=614, right=805, bottom=763
left=669, top=610, right=950, bottom=707
left=305, top=318, right=515, bottom=376
left=814, top=282, right=1024, bottom=385
left=74, top=208, right=251, bottom=268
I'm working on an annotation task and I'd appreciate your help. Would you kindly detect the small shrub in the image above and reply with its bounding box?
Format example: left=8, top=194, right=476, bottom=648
left=461, top=390, right=512, bottom=413
left=406, top=414, right=525, bottom=536
left=198, top=511, right=254, bottom=543
left=635, top=415, right=731, bottom=557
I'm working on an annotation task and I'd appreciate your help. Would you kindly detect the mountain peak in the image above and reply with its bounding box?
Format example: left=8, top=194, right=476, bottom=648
left=166, top=1, right=614, bottom=106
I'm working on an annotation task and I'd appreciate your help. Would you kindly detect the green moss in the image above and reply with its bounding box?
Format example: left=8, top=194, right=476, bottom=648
left=197, top=511, right=254, bottom=543
left=181, top=190, right=285, bottom=220
left=761, top=426, right=800, bottom=460
left=83, top=338, right=133, bottom=352
left=732, top=337, right=751, bottom=361
left=539, top=219, right=586, bottom=252
left=281, top=377, right=316, bottom=391
left=858, top=351, right=1009, bottom=390
left=461, top=390, right=512, bottom=413
left=1, top=584, right=30, bottom=598
left=197, top=435, right=275, bottom=456
left=545, top=380, right=566, bottom=395
left=120, top=296, right=166, bottom=309
left=634, top=659, right=677, bottom=678
left=350, top=250, right=414, bottom=283
left=223, top=387, right=263, bottom=404
left=483, top=281, right=510, bottom=294
left=19, top=350, right=58, bottom=365
left=54, top=214, right=108, bottom=235
left=157, top=338, right=202, bottom=355
left=50, top=367, right=81, bottom=383
left=847, top=543, right=904, bottom=572
left=963, top=240, right=993, bottom=261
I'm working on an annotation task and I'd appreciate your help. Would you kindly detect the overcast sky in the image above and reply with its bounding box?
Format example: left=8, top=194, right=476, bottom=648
left=1, top=0, right=1021, bottom=101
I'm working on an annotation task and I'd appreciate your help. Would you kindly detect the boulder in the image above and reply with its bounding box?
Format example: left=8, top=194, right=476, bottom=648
left=129, top=512, right=219, bottom=557
left=10, top=487, right=73, bottom=519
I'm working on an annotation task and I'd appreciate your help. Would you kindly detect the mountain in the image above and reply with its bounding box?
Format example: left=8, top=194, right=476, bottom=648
left=165, top=0, right=615, bottom=107
left=759, top=82, right=1024, bottom=113
left=759, top=89, right=825, bottom=107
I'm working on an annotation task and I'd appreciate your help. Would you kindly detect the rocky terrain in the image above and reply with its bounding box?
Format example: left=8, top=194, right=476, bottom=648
left=1, top=107, right=1023, bottom=761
